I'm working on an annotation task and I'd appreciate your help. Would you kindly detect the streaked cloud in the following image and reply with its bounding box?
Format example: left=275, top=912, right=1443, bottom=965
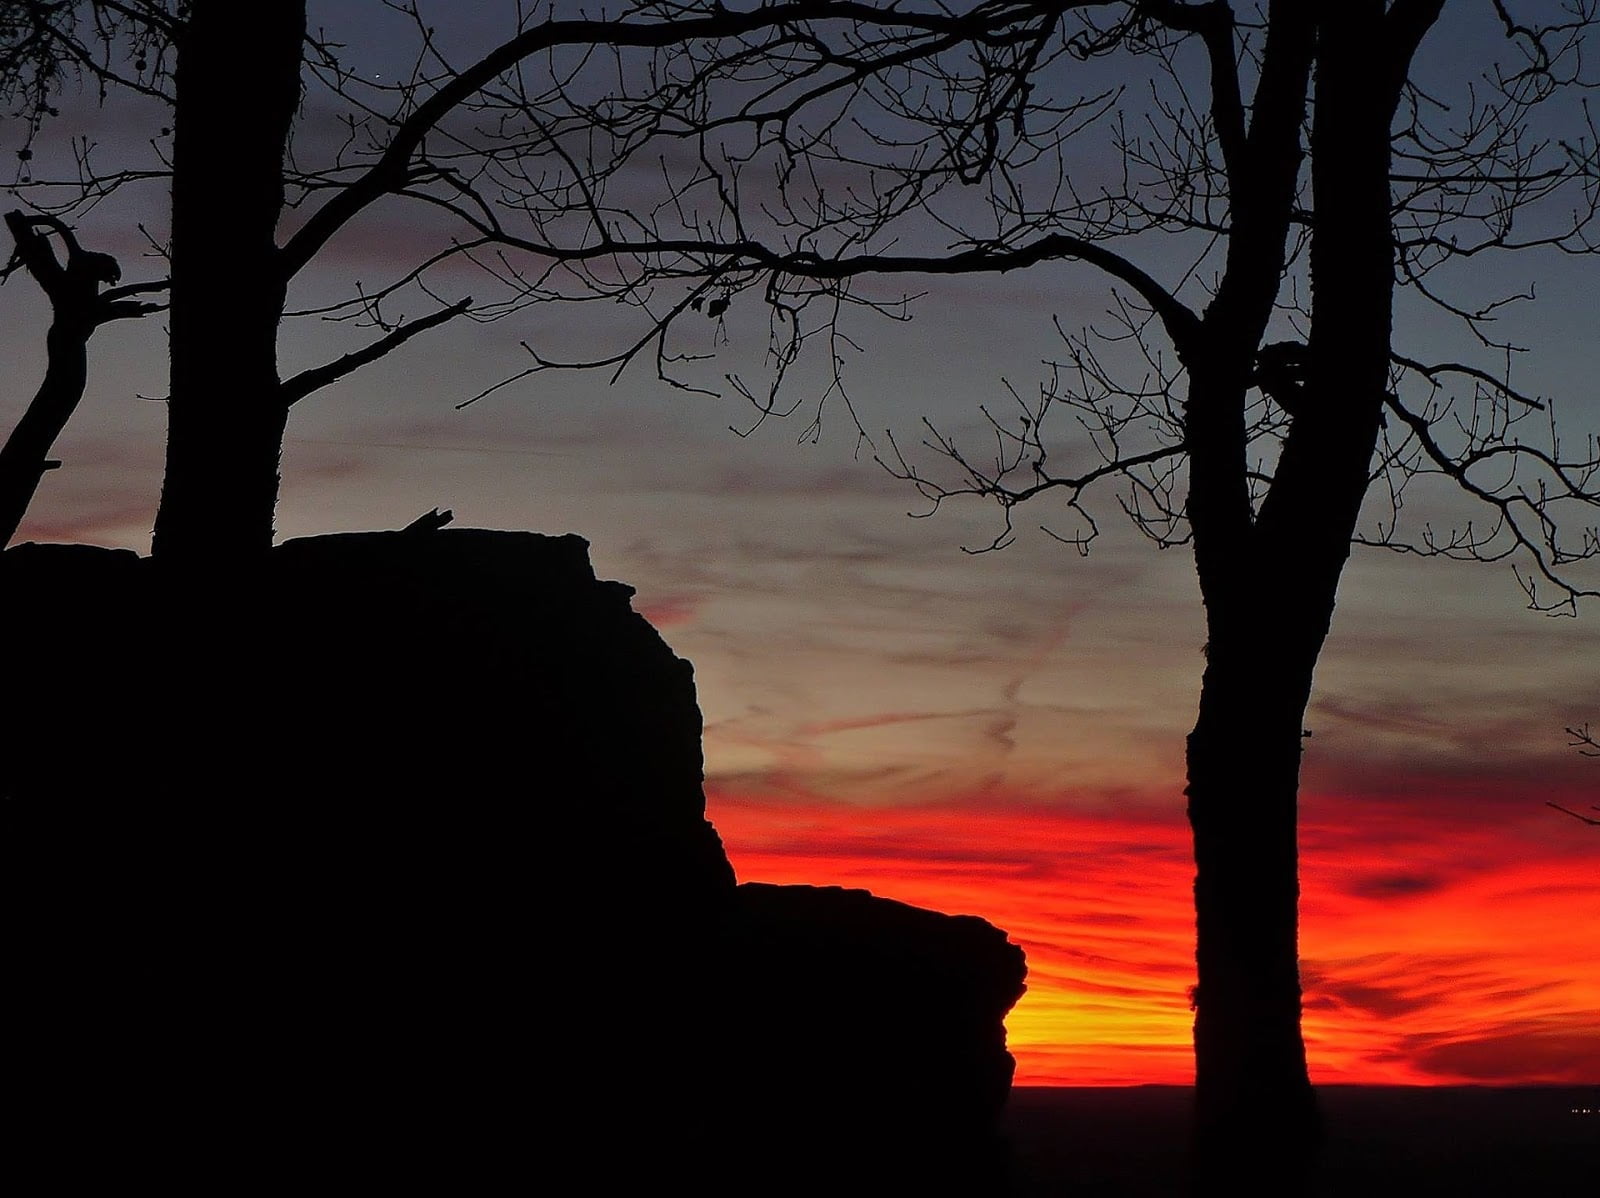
left=710, top=789, right=1600, bottom=1087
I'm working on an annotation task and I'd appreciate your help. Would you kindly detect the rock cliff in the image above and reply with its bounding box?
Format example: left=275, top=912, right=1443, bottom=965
left=1, top=529, right=1025, bottom=1192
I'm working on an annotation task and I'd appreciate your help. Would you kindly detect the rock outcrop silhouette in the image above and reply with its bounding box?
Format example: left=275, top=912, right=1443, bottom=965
left=716, top=881, right=1026, bottom=1193
left=1, top=529, right=1025, bottom=1191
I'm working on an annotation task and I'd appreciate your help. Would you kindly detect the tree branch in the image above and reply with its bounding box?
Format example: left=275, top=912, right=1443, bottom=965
left=279, top=298, right=471, bottom=408
left=1136, top=1, right=1245, bottom=177
left=419, top=214, right=1205, bottom=364
left=1546, top=800, right=1600, bottom=826
left=1389, top=351, right=1545, bottom=411
left=277, top=0, right=1084, bottom=281
left=3, top=211, right=71, bottom=302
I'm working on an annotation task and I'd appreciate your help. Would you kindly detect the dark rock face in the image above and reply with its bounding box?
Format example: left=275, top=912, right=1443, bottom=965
left=3, top=531, right=732, bottom=896
left=713, top=883, right=1028, bottom=1193
left=1, top=530, right=1024, bottom=1190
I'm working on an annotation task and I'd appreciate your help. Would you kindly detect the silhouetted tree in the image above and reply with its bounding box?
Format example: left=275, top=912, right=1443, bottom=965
left=154, top=2, right=304, bottom=563
left=0, top=211, right=164, bottom=546
left=1, top=2, right=171, bottom=546
left=857, top=1, right=1598, bottom=1184
left=5, top=1, right=1123, bottom=563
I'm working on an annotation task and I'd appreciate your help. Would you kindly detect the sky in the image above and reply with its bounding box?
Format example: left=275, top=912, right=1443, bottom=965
left=2, top=1, right=1597, bottom=1087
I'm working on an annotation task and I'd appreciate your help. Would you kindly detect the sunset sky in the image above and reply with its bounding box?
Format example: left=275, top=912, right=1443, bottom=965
left=2, top=1, right=1597, bottom=1086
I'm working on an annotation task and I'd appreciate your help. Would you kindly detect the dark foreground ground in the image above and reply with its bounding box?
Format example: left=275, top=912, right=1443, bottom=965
left=1001, top=1086, right=1598, bottom=1196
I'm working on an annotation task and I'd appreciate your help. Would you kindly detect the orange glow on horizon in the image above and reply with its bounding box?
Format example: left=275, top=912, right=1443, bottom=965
left=708, top=791, right=1600, bottom=1087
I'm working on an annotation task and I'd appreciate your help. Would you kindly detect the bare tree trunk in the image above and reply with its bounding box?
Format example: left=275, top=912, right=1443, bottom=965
left=1186, top=6, right=1426, bottom=1186
left=1176, top=16, right=1317, bottom=1166
left=150, top=2, right=305, bottom=562
left=1187, top=611, right=1323, bottom=1188
left=0, top=305, right=89, bottom=548
left=1178, top=8, right=1317, bottom=1150
left=1185, top=354, right=1324, bottom=1187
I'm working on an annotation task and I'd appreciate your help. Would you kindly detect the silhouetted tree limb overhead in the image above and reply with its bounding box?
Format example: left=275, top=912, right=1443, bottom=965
left=6, top=0, right=1186, bottom=557
left=879, top=4, right=1600, bottom=600
left=0, top=0, right=177, bottom=142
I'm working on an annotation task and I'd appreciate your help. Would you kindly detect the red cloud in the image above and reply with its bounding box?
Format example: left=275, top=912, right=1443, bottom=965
left=634, top=593, right=701, bottom=628
left=707, top=787, right=1600, bottom=1087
